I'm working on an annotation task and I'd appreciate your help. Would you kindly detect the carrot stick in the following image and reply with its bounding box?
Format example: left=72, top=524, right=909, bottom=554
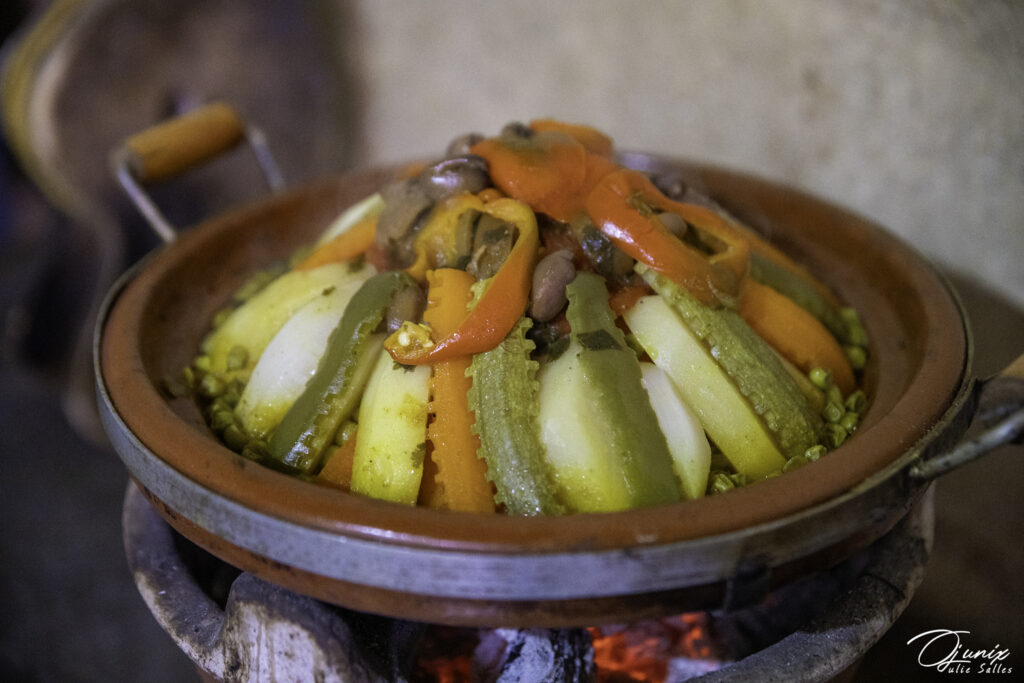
left=421, top=268, right=495, bottom=513
left=316, top=433, right=357, bottom=490
left=294, top=216, right=376, bottom=270
left=608, top=283, right=651, bottom=316
left=739, top=279, right=856, bottom=395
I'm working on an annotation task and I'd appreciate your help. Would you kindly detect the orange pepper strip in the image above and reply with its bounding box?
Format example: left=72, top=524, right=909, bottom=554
left=739, top=279, right=855, bottom=395
left=471, top=132, right=589, bottom=223
left=294, top=216, right=377, bottom=271
left=421, top=268, right=495, bottom=513
left=385, top=198, right=539, bottom=364
left=585, top=169, right=749, bottom=307
left=529, top=118, right=614, bottom=157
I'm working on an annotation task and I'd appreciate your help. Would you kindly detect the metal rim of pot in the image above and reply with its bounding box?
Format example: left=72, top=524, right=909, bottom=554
left=94, top=104, right=1022, bottom=627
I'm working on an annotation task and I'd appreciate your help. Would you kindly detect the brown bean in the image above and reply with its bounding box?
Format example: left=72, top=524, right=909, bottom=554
left=530, top=250, right=576, bottom=322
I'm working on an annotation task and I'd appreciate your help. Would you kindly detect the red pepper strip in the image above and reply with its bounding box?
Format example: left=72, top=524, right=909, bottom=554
left=585, top=169, right=749, bottom=307
left=384, top=198, right=539, bottom=364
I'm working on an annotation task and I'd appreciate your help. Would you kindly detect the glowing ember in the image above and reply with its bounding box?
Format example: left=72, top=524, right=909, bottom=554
left=590, top=614, right=721, bottom=683
left=413, top=614, right=723, bottom=682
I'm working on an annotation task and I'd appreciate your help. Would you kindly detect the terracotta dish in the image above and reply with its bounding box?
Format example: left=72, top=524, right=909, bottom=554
left=97, top=106, right=996, bottom=627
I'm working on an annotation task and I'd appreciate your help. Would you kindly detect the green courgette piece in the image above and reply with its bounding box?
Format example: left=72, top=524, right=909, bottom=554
left=625, top=295, right=786, bottom=478
left=267, top=271, right=414, bottom=473
left=467, top=317, right=564, bottom=516
left=537, top=272, right=681, bottom=512
left=635, top=264, right=825, bottom=464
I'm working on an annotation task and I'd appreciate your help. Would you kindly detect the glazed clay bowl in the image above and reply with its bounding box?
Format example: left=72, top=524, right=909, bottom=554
left=97, top=153, right=972, bottom=628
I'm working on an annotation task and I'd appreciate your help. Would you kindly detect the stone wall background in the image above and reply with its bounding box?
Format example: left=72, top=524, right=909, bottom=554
left=337, top=0, right=1023, bottom=308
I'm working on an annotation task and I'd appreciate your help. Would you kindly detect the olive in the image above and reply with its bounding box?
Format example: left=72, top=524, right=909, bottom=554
left=530, top=250, right=576, bottom=322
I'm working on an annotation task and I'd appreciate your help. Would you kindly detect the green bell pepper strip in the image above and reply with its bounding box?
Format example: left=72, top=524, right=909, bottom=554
left=268, top=271, right=415, bottom=473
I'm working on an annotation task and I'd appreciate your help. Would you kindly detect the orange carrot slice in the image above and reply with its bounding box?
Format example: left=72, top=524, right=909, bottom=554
left=295, top=216, right=376, bottom=270
left=739, top=279, right=855, bottom=395
left=421, top=268, right=495, bottom=513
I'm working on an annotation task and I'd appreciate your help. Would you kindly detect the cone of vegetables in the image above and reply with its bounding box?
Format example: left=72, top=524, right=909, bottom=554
left=177, top=120, right=870, bottom=516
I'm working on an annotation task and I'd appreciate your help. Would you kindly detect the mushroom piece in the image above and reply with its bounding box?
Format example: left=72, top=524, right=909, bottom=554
left=374, top=155, right=492, bottom=268
left=419, top=155, right=490, bottom=200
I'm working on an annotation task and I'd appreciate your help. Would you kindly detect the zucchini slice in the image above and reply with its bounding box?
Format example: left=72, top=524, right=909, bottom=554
left=349, top=349, right=431, bottom=505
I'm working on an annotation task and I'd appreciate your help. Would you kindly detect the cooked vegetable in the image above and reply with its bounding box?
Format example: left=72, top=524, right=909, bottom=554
left=638, top=363, right=711, bottom=500
left=349, top=348, right=431, bottom=505
left=267, top=271, right=414, bottom=473
left=468, top=316, right=563, bottom=516
left=235, top=269, right=374, bottom=440
left=738, top=278, right=856, bottom=395
left=314, top=192, right=385, bottom=247
left=201, top=263, right=369, bottom=378
left=537, top=272, right=680, bottom=512
left=636, top=265, right=825, bottom=464
left=189, top=117, right=870, bottom=515
left=624, top=292, right=788, bottom=479
left=422, top=268, right=495, bottom=513
left=295, top=216, right=377, bottom=271
left=585, top=169, right=750, bottom=307
left=385, top=197, right=539, bottom=364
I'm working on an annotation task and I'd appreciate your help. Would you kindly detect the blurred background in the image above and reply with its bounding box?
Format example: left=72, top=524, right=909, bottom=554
left=1, top=0, right=1021, bottom=680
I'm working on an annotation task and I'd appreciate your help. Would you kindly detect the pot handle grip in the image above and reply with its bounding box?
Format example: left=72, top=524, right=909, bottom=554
left=910, top=352, right=1024, bottom=481
left=111, top=102, right=284, bottom=243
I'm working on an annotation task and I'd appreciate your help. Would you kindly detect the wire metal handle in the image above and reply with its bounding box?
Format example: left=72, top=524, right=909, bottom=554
left=111, top=102, right=284, bottom=243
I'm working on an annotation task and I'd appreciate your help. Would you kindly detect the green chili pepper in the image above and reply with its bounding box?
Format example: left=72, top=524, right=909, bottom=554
left=267, top=271, right=413, bottom=473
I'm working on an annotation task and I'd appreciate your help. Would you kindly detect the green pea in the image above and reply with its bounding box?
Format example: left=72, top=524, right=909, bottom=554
left=728, top=472, right=748, bottom=488
left=827, top=423, right=848, bottom=448
left=208, top=409, right=235, bottom=433
left=193, top=355, right=212, bottom=373
left=844, top=390, right=867, bottom=413
left=197, top=374, right=227, bottom=399
left=809, top=367, right=832, bottom=390
left=222, top=424, right=249, bottom=452
left=804, top=444, right=827, bottom=462
left=783, top=454, right=809, bottom=472
left=823, top=400, right=845, bottom=423
left=709, top=472, right=736, bottom=494
left=840, top=411, right=860, bottom=433
left=845, top=345, right=867, bottom=371
left=334, top=420, right=358, bottom=447
left=226, top=345, right=249, bottom=372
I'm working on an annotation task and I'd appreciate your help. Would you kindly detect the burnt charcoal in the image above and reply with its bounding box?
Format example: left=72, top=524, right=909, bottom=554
left=473, top=628, right=595, bottom=682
